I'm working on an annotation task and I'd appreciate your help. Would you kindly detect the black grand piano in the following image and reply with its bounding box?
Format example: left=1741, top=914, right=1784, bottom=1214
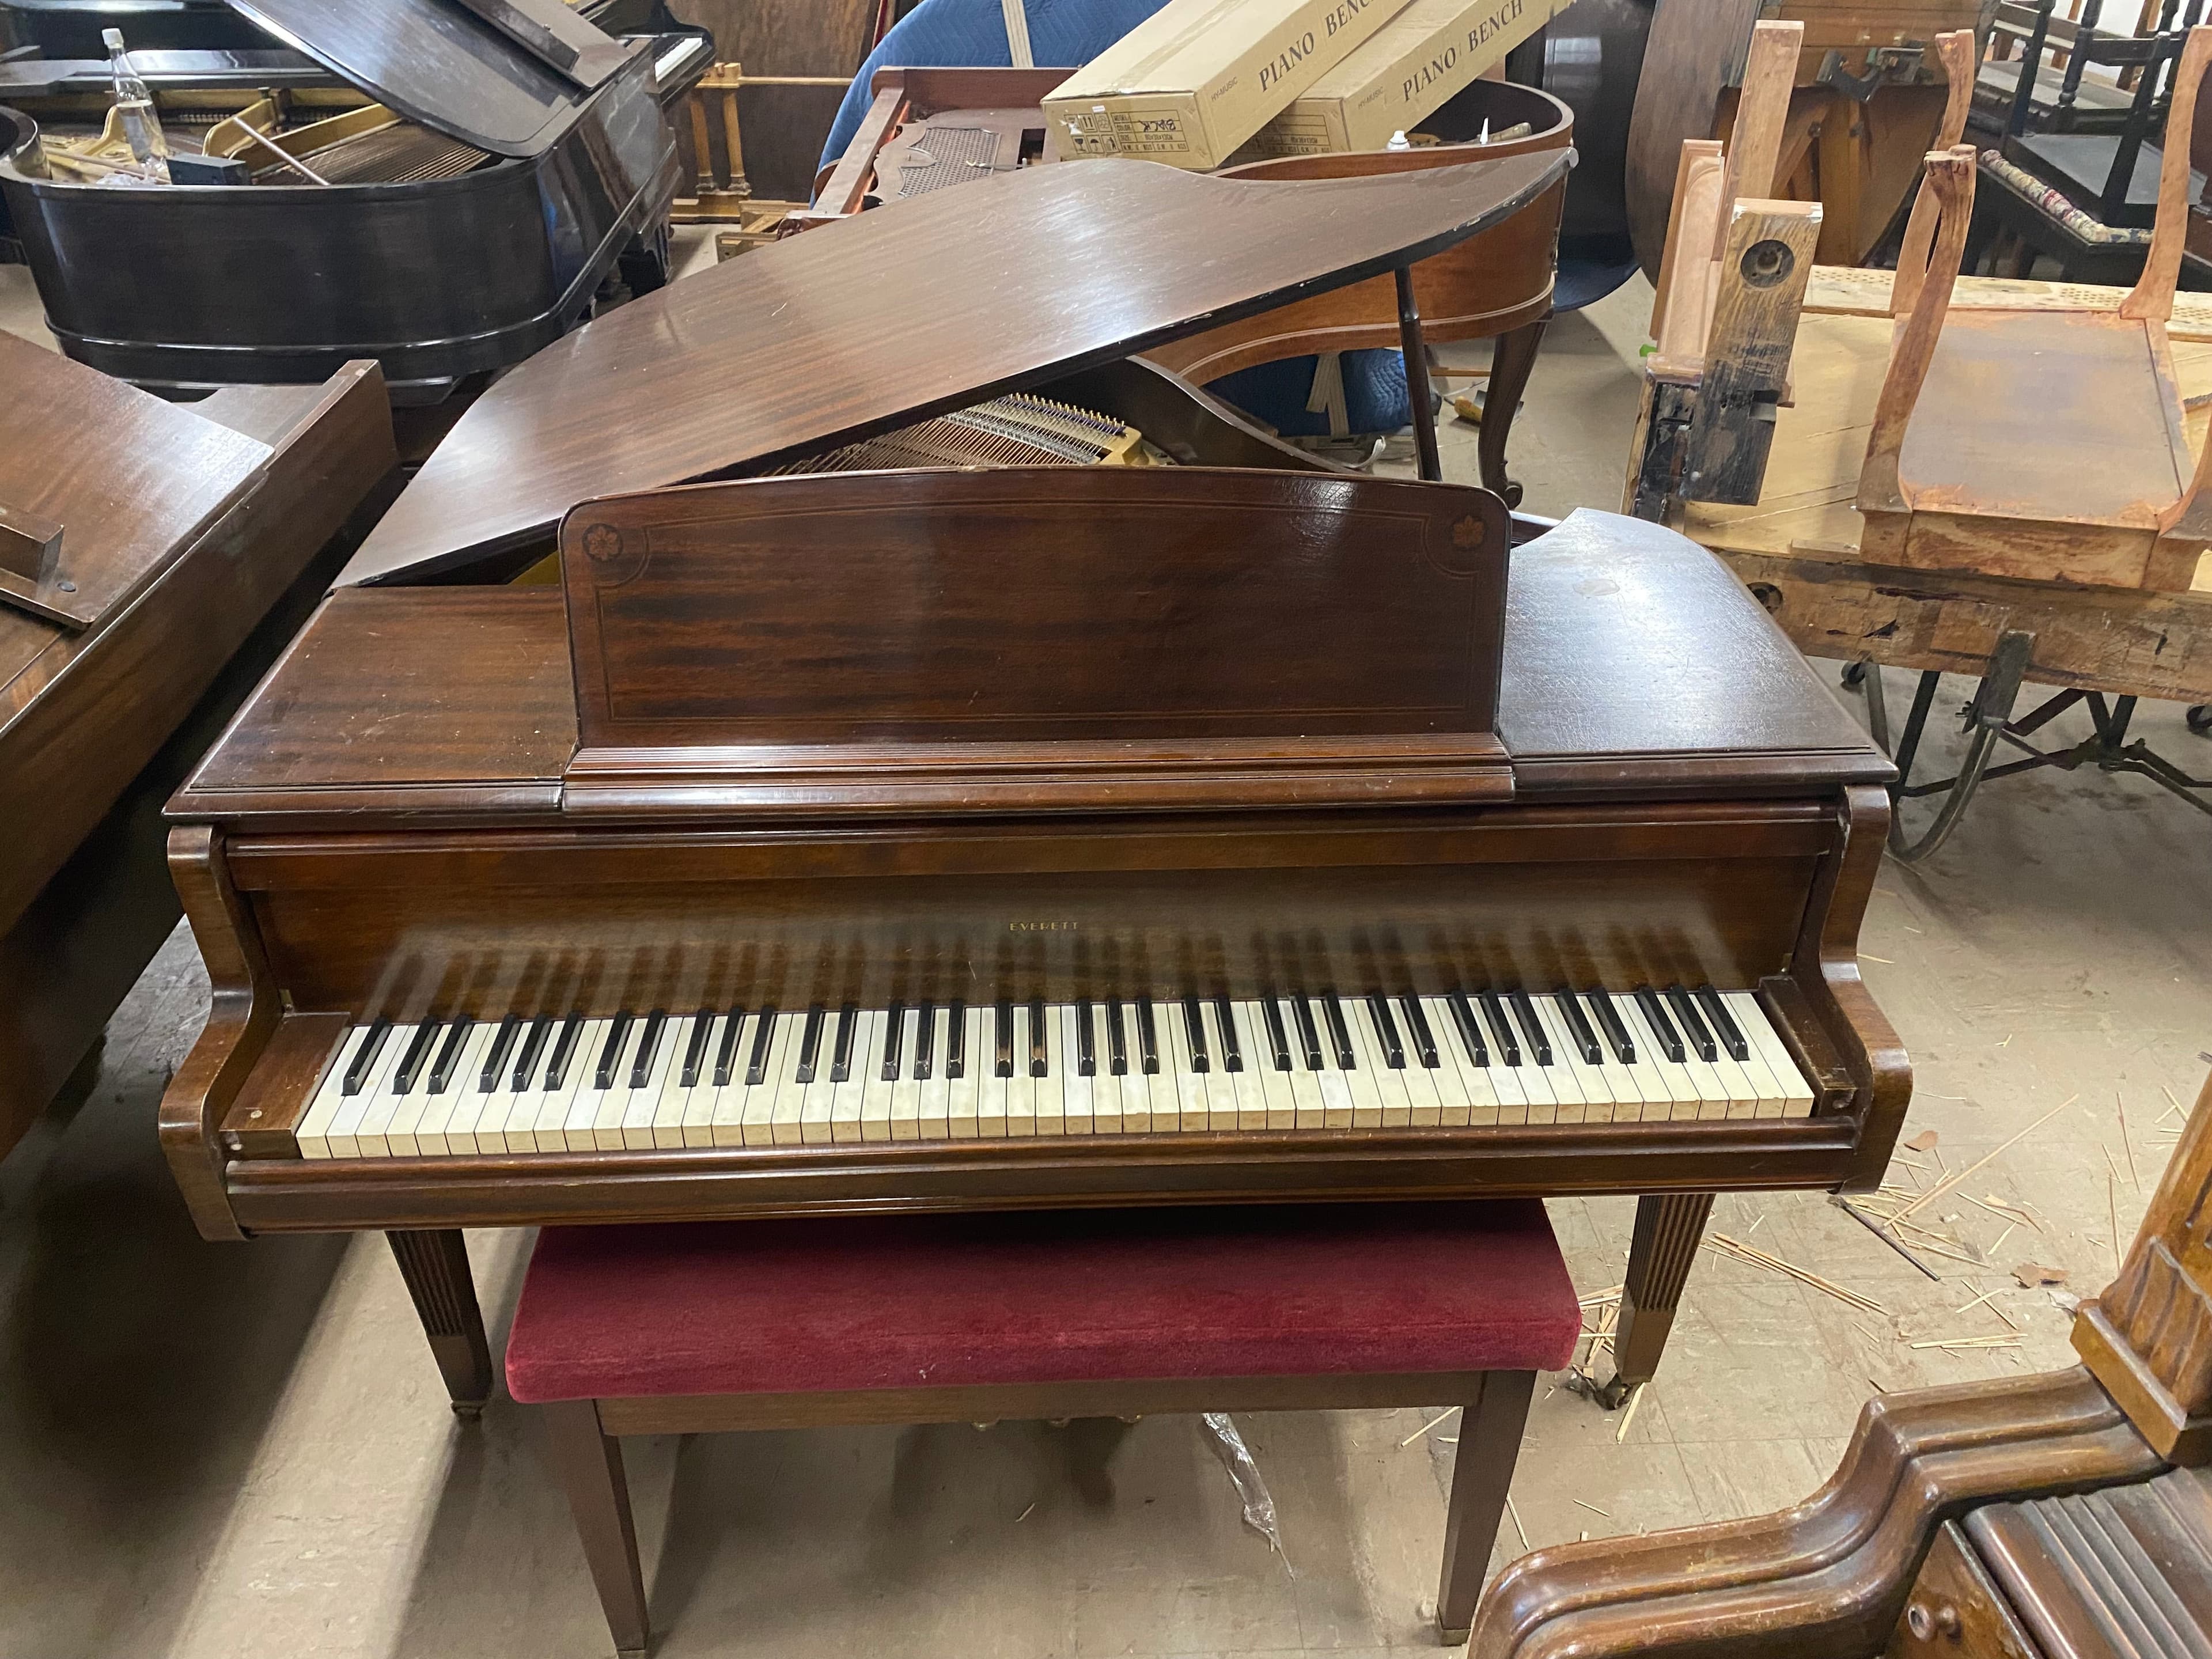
left=0, top=0, right=710, bottom=402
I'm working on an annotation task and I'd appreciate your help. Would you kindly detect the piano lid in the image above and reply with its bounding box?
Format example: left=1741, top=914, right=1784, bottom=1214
left=221, top=0, right=641, bottom=157
left=339, top=146, right=1571, bottom=588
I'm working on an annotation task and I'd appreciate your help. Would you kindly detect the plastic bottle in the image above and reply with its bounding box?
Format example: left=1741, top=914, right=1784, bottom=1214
left=103, top=28, right=171, bottom=183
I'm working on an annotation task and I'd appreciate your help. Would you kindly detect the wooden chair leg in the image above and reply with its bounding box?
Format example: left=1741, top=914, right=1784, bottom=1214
left=1478, top=319, right=1548, bottom=509
left=544, top=1400, right=651, bottom=1658
left=1437, top=1368, right=1537, bottom=1643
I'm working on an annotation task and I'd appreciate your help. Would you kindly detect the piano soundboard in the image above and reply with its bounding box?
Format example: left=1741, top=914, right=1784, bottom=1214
left=298, top=987, right=1816, bottom=1161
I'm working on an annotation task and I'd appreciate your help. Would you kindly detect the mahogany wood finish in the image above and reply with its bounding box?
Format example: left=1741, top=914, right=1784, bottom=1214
left=161, top=500, right=1904, bottom=1408
left=1471, top=1068, right=2212, bottom=1659
left=0, top=353, right=395, bottom=1156
left=387, top=1229, right=494, bottom=1412
left=1604, top=1191, right=1717, bottom=1408
left=558, top=468, right=1512, bottom=815
left=335, top=149, right=1569, bottom=586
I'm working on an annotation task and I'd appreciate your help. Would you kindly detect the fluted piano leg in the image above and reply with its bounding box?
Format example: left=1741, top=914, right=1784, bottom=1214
left=1598, top=1192, right=1715, bottom=1409
left=387, top=1228, right=494, bottom=1416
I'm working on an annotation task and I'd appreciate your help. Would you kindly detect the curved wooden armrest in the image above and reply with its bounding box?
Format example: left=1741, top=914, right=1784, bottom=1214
left=1859, top=149, right=1975, bottom=517
left=1471, top=1368, right=2160, bottom=1659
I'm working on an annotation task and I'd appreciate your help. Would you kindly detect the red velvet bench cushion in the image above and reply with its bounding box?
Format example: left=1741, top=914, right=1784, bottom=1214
left=506, top=1201, right=1581, bottom=1405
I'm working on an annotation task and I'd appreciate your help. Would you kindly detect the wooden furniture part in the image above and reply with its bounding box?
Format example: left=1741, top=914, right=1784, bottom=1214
left=160, top=487, right=1906, bottom=1416
left=1471, top=1062, right=2212, bottom=1659
left=789, top=67, right=1573, bottom=504
left=671, top=0, right=882, bottom=206
left=0, top=335, right=395, bottom=1162
left=335, top=145, right=1568, bottom=586
left=1977, top=1, right=2162, bottom=137
left=1626, top=0, right=1987, bottom=275
left=1857, top=29, right=2212, bottom=593
left=511, top=1202, right=1581, bottom=1653
left=667, top=60, right=846, bottom=232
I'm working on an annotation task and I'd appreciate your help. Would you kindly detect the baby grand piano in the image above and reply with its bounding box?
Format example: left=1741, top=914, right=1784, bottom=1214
left=157, top=149, right=1911, bottom=1415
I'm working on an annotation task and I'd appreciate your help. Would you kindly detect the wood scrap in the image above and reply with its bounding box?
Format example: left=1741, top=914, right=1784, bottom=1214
left=1903, top=1128, right=1941, bottom=1153
left=1615, top=1384, right=1646, bottom=1443
left=1400, top=1408, right=1457, bottom=1449
left=2119, top=1089, right=2139, bottom=1188
left=2013, top=1262, right=2068, bottom=1287
left=1830, top=1195, right=1941, bottom=1279
left=1708, top=1233, right=1887, bottom=1313
left=1891, top=1097, right=2078, bottom=1225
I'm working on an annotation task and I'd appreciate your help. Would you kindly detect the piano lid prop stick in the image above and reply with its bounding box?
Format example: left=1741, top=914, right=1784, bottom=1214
left=1395, top=264, right=1442, bottom=484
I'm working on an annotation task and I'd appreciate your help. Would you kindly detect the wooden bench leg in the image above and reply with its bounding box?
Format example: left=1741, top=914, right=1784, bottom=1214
left=546, top=1400, right=650, bottom=1658
left=387, top=1229, right=493, bottom=1415
left=1437, top=1368, right=1537, bottom=1643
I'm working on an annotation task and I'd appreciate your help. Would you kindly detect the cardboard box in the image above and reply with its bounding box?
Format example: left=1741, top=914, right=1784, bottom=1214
left=1044, top=0, right=1415, bottom=171
left=1243, top=0, right=1562, bottom=157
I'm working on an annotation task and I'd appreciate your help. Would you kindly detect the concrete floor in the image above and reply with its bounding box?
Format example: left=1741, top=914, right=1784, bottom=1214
left=2, top=244, right=2210, bottom=1659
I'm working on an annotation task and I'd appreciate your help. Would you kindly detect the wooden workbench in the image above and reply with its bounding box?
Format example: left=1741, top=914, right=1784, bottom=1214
left=1677, top=267, right=2212, bottom=706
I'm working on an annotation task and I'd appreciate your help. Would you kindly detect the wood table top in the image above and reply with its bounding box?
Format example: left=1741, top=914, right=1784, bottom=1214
left=336, top=150, right=1569, bottom=589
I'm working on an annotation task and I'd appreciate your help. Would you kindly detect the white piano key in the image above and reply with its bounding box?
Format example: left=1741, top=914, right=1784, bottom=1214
left=977, top=1006, right=1010, bottom=1138
left=746, top=1012, right=800, bottom=1147
left=1354, top=998, right=1411, bottom=1130
left=414, top=1021, right=495, bottom=1156
left=1088, top=1004, right=1124, bottom=1134
left=1526, top=998, right=1586, bottom=1124
left=1419, top=995, right=1486, bottom=1127
left=1395, top=1001, right=1445, bottom=1128
left=830, top=1009, right=874, bottom=1144
left=1162, top=1000, right=1203, bottom=1133
left=379, top=1022, right=445, bottom=1156
left=1602, top=995, right=1670, bottom=1124
left=918, top=1009, right=954, bottom=1140
left=869, top=1009, right=907, bottom=1143
left=1109, top=1005, right=1147, bottom=1134
left=1705, top=1038, right=1760, bottom=1120
left=1032, top=1006, right=1065, bottom=1136
left=1059, top=1005, right=1093, bottom=1136
left=1279, top=999, right=1327, bottom=1129
left=1005, top=1005, right=1037, bottom=1138
left=544, top=1017, right=608, bottom=1152
left=698, top=1013, right=748, bottom=1147
left=1216, top=1003, right=1267, bottom=1131
left=1729, top=991, right=1817, bottom=1118
left=1251, top=1002, right=1297, bottom=1129
left=1718, top=991, right=1791, bottom=1118
left=327, top=1022, right=406, bottom=1158
left=1541, top=997, right=1611, bottom=1124
left=445, top=1022, right=518, bottom=1155
left=949, top=1004, right=984, bottom=1139
left=1574, top=995, right=1642, bottom=1122
left=624, top=1017, right=681, bottom=1149
left=801, top=1010, right=847, bottom=1146
left=354, top=1021, right=423, bottom=1155
left=1618, top=996, right=1701, bottom=1121
left=1336, top=1002, right=1383, bottom=1130
left=298, top=1025, right=371, bottom=1160
left=585, top=1019, right=643, bottom=1150
left=888, top=1007, right=925, bottom=1141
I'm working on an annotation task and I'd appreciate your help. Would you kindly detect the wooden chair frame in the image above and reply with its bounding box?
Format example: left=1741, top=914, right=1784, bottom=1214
left=544, top=1366, right=1539, bottom=1657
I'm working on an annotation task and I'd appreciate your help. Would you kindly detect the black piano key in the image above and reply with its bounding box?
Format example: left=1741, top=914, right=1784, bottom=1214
left=1262, top=998, right=1293, bottom=1071
left=1182, top=996, right=1209, bottom=1074
left=1106, top=999, right=1128, bottom=1076
left=544, top=1014, right=587, bottom=1090
left=1135, top=998, right=1160, bottom=1075
left=427, top=1018, right=473, bottom=1096
left=1590, top=994, right=1635, bottom=1065
left=1696, top=986, right=1751, bottom=1060
left=681, top=1009, right=714, bottom=1089
left=1029, top=997, right=1049, bottom=1078
left=1365, top=994, right=1405, bottom=1068
left=1399, top=996, right=1439, bottom=1067
left=1476, top=991, right=1520, bottom=1066
left=342, top=1019, right=392, bottom=1097
left=1075, top=999, right=1096, bottom=1077
left=829, top=1003, right=859, bottom=1084
left=1506, top=990, right=1552, bottom=1066
left=878, top=1002, right=905, bottom=1082
left=1445, top=991, right=1488, bottom=1066
left=946, top=999, right=967, bottom=1080
left=480, top=1014, right=522, bottom=1092
left=744, top=1006, right=777, bottom=1086
left=391, top=1019, right=440, bottom=1096
left=1635, top=987, right=1684, bottom=1062
left=713, top=1007, right=747, bottom=1089
left=593, top=1012, right=634, bottom=1089
left=1555, top=991, right=1603, bottom=1066
left=993, top=998, right=1014, bottom=1080
left=628, top=1010, right=667, bottom=1089
left=795, top=1005, right=827, bottom=1085
left=510, top=1016, right=553, bottom=1090
left=1321, top=992, right=1356, bottom=1070
left=1290, top=995, right=1324, bottom=1070
left=914, top=1003, right=935, bottom=1081
left=1665, top=986, right=1717, bottom=1062
left=1214, top=997, right=1243, bottom=1073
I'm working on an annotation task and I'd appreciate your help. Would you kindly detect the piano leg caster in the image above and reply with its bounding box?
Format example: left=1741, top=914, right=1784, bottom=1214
left=387, top=1229, right=495, bottom=1415
left=1594, top=1192, right=1717, bottom=1410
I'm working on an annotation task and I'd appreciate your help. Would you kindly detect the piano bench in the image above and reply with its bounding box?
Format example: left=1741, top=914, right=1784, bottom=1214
left=506, top=1202, right=1582, bottom=1657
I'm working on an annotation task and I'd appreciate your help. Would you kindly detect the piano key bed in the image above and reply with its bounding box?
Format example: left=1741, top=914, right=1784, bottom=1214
left=298, top=987, right=1817, bottom=1160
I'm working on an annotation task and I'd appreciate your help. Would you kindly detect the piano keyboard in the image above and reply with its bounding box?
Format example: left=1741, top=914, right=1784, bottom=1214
left=295, top=988, right=1817, bottom=1158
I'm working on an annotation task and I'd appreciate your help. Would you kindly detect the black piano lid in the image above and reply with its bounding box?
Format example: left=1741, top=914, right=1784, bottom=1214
left=222, top=0, right=645, bottom=157
left=0, top=48, right=331, bottom=95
